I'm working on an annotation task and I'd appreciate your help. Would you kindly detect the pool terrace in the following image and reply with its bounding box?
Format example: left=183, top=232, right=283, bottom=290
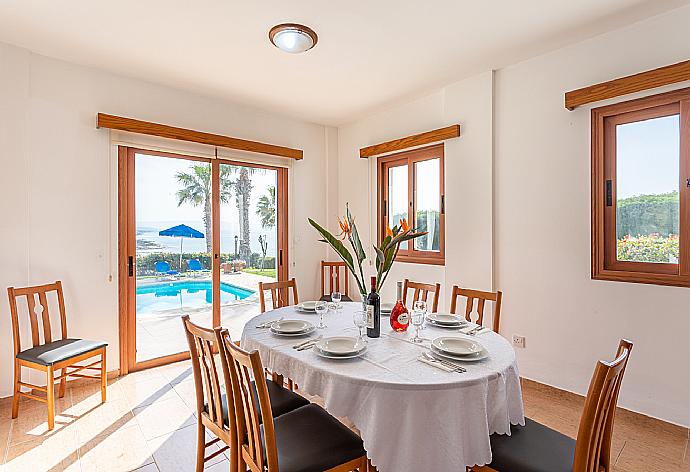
left=135, top=270, right=274, bottom=362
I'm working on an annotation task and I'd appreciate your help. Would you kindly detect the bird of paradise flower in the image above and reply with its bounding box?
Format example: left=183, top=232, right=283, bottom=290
left=308, top=204, right=427, bottom=297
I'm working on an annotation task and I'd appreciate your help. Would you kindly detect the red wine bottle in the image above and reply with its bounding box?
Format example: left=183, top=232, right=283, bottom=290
left=366, top=276, right=380, bottom=338
left=390, top=281, right=409, bottom=332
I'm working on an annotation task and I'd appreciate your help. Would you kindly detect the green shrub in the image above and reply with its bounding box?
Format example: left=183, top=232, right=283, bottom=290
left=136, top=251, right=276, bottom=275
left=616, top=191, right=679, bottom=239
left=617, top=234, right=679, bottom=263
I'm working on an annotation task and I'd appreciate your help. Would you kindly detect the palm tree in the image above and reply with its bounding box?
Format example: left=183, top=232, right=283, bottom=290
left=226, top=165, right=263, bottom=263
left=256, top=185, right=276, bottom=229
left=175, top=164, right=233, bottom=253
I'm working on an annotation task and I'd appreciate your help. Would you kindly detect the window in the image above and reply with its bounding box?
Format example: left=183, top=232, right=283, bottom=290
left=592, top=87, right=690, bottom=287
left=378, top=144, right=445, bottom=265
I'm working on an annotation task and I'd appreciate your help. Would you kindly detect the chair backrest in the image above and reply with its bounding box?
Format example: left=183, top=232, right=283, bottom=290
left=449, top=286, right=502, bottom=332
left=220, top=333, right=279, bottom=472
left=402, top=279, right=441, bottom=313
left=573, top=339, right=633, bottom=472
left=181, top=315, right=232, bottom=439
left=7, top=281, right=68, bottom=355
left=187, top=259, right=203, bottom=271
left=258, top=278, right=299, bottom=313
left=155, top=261, right=171, bottom=273
left=320, top=261, right=350, bottom=297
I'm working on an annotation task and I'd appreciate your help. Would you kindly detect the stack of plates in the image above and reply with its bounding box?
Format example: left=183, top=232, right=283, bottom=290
left=270, top=319, right=316, bottom=337
left=426, top=313, right=467, bottom=329
left=314, top=336, right=367, bottom=359
left=430, top=336, right=489, bottom=362
left=296, top=301, right=318, bottom=313
left=380, top=303, right=395, bottom=316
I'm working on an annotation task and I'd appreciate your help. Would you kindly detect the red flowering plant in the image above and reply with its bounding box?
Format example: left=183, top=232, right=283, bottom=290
left=308, top=204, right=426, bottom=296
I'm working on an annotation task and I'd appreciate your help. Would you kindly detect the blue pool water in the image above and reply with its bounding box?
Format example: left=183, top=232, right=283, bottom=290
left=136, top=280, right=254, bottom=315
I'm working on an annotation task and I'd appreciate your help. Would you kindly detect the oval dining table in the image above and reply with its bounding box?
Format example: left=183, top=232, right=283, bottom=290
left=241, top=302, right=525, bottom=472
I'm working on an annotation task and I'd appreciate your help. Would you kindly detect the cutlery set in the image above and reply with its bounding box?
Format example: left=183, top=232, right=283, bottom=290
left=292, top=336, right=322, bottom=351
left=256, top=317, right=284, bottom=328
left=419, top=352, right=466, bottom=373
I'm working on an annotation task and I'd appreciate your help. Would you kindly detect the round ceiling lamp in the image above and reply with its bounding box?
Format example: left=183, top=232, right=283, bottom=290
left=269, top=23, right=318, bottom=54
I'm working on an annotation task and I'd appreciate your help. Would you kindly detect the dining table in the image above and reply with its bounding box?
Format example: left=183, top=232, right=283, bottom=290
left=240, top=302, right=525, bottom=472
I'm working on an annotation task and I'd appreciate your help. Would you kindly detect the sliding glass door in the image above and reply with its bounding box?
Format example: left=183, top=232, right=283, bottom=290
left=119, top=147, right=288, bottom=372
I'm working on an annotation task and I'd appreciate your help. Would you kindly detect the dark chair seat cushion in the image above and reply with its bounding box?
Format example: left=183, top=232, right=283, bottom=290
left=207, top=379, right=309, bottom=427
left=318, top=295, right=353, bottom=302
left=264, top=403, right=366, bottom=472
left=16, top=338, right=107, bottom=366
left=488, top=417, right=575, bottom=472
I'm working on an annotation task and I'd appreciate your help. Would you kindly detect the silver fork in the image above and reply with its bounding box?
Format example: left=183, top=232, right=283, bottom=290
left=256, top=317, right=284, bottom=328
left=423, top=352, right=466, bottom=372
left=467, top=325, right=485, bottom=336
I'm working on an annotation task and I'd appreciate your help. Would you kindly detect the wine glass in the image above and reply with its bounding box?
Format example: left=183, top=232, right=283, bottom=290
left=331, top=291, right=342, bottom=310
left=411, top=300, right=427, bottom=343
left=315, top=301, right=328, bottom=329
left=352, top=309, right=367, bottom=342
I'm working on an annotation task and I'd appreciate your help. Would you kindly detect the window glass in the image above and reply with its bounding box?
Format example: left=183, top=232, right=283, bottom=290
left=414, top=158, right=441, bottom=251
left=387, top=164, right=408, bottom=230
left=616, top=115, right=679, bottom=263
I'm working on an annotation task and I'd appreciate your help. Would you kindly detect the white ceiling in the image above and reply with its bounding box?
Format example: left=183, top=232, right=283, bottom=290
left=0, top=0, right=688, bottom=125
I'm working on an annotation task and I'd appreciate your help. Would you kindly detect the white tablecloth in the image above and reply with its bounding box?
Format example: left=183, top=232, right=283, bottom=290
left=240, top=302, right=524, bottom=472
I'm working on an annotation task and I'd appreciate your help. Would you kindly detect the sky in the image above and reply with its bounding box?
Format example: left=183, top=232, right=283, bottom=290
left=616, top=114, right=679, bottom=200
left=135, top=153, right=278, bottom=255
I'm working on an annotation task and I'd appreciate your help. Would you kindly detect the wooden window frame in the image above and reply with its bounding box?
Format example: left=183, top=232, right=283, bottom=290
left=592, top=86, right=690, bottom=287
left=377, top=144, right=445, bottom=265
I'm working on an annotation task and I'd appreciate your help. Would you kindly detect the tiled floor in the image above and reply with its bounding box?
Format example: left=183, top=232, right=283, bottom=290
left=1, top=363, right=688, bottom=471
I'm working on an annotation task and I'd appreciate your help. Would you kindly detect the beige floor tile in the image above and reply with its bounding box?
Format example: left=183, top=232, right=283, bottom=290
left=3, top=424, right=80, bottom=472
left=120, top=376, right=179, bottom=409
left=147, top=423, right=226, bottom=472
left=204, top=458, right=231, bottom=471
left=70, top=378, right=125, bottom=404
left=156, top=361, right=194, bottom=386
left=133, top=463, right=160, bottom=472
left=172, top=379, right=201, bottom=410
left=8, top=394, right=74, bottom=446
left=133, top=396, right=195, bottom=440
left=79, top=424, right=154, bottom=472
left=69, top=398, right=138, bottom=444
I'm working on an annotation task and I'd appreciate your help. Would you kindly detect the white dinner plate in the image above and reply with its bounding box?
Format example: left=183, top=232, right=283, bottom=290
left=316, top=336, right=367, bottom=355
left=271, top=319, right=313, bottom=333
left=427, top=313, right=464, bottom=326
left=427, top=319, right=466, bottom=329
left=430, top=345, right=489, bottom=362
left=314, top=344, right=367, bottom=359
left=270, top=325, right=316, bottom=337
left=432, top=337, right=484, bottom=356
left=297, top=301, right=318, bottom=312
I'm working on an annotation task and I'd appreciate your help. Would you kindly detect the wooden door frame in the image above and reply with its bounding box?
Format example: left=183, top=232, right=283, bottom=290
left=118, top=146, right=289, bottom=374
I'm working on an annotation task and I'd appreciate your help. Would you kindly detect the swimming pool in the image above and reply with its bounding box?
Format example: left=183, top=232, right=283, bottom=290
left=136, top=280, right=254, bottom=314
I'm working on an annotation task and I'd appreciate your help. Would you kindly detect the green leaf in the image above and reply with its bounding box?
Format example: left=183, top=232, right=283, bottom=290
left=346, top=205, right=366, bottom=264
left=373, top=245, right=385, bottom=267
left=308, top=218, right=355, bottom=269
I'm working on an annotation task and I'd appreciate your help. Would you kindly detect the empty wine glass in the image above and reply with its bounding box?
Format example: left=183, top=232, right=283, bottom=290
left=331, top=291, right=342, bottom=310
left=315, top=301, right=328, bottom=329
left=353, top=309, right=367, bottom=342
left=411, top=300, right=427, bottom=343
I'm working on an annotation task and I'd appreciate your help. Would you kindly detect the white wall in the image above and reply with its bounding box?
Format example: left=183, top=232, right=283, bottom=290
left=336, top=71, right=494, bottom=311
left=0, top=42, right=331, bottom=397
left=494, top=6, right=690, bottom=427
left=337, top=5, right=690, bottom=428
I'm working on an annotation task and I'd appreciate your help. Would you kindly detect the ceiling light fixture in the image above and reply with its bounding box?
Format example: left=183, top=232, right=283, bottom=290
left=269, top=23, right=318, bottom=54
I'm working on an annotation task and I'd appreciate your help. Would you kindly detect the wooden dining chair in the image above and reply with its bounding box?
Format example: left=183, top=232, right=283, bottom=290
left=320, top=261, right=352, bottom=301
left=258, top=278, right=299, bottom=313
left=7, top=281, right=107, bottom=430
left=402, top=279, right=441, bottom=313
left=182, top=315, right=234, bottom=472
left=219, top=333, right=368, bottom=472
left=449, top=286, right=503, bottom=333
left=473, top=339, right=633, bottom=472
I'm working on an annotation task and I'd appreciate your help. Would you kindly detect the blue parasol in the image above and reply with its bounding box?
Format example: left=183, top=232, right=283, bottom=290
left=159, top=224, right=205, bottom=270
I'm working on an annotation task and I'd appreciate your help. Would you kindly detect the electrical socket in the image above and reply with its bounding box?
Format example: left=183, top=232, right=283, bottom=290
left=512, top=335, right=526, bottom=348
